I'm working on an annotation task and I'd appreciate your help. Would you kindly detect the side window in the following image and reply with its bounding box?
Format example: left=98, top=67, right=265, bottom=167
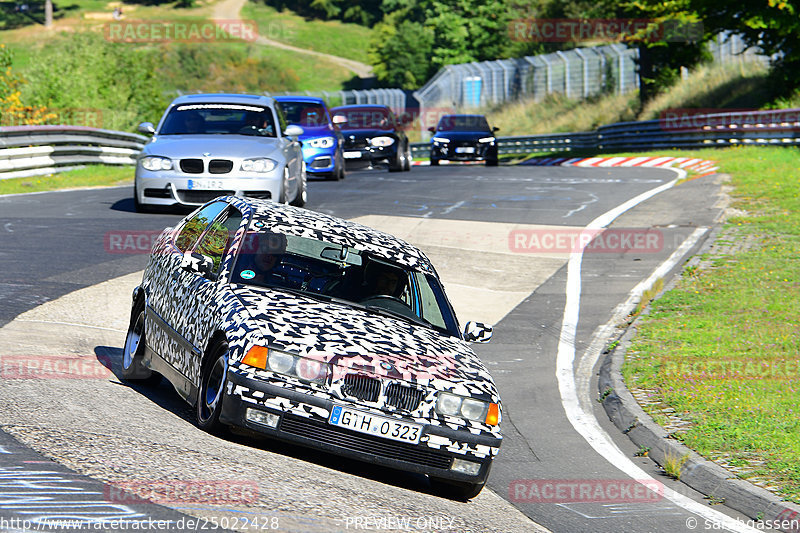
left=175, top=201, right=227, bottom=252
left=195, top=208, right=243, bottom=275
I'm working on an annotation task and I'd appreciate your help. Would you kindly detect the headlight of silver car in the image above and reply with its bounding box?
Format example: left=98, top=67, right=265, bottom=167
left=241, top=158, right=278, bottom=173
left=369, top=136, right=395, bottom=147
left=308, top=137, right=334, bottom=148
left=140, top=156, right=173, bottom=171
left=435, top=392, right=500, bottom=425
left=242, top=346, right=329, bottom=384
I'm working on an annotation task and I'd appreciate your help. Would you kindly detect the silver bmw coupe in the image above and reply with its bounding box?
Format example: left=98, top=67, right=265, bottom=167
left=134, top=94, right=307, bottom=212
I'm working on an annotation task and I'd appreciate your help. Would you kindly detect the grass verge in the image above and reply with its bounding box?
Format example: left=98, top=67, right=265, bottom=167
left=0, top=165, right=133, bottom=195
left=620, top=146, right=800, bottom=503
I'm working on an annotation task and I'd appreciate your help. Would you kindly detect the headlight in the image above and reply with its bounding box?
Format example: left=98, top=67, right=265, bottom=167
left=307, top=137, right=334, bottom=148
left=241, top=158, right=277, bottom=173
left=369, top=136, right=395, bottom=147
left=140, top=156, right=173, bottom=171
left=478, top=137, right=495, bottom=143
left=242, top=346, right=329, bottom=384
left=432, top=137, right=450, bottom=144
left=435, top=392, right=500, bottom=425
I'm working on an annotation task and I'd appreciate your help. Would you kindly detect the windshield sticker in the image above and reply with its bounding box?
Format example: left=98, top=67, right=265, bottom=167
left=240, top=269, right=256, bottom=280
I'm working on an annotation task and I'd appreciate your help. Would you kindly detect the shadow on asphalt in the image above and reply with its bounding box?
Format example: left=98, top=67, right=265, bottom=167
left=94, top=344, right=463, bottom=502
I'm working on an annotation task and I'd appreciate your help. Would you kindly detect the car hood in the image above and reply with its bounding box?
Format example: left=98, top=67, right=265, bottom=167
left=298, top=125, right=335, bottom=140
left=230, top=285, right=495, bottom=393
left=432, top=131, right=493, bottom=142
left=143, top=135, right=282, bottom=159
left=341, top=128, right=396, bottom=139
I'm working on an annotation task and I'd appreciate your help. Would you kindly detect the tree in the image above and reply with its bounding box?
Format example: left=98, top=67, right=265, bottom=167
left=369, top=17, right=434, bottom=89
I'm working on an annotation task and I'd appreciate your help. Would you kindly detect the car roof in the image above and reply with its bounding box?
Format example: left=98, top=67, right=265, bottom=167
left=440, top=114, right=487, bottom=119
left=223, top=196, right=435, bottom=273
left=331, top=104, right=391, bottom=111
left=168, top=93, right=276, bottom=107
left=274, top=95, right=326, bottom=105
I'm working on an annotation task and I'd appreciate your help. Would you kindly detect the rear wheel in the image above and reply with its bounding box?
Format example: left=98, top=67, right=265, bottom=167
left=196, top=340, right=229, bottom=434
left=121, top=301, right=159, bottom=384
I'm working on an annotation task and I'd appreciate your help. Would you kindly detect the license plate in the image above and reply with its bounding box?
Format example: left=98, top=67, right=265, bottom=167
left=343, top=151, right=363, bottom=159
left=455, top=147, right=475, bottom=154
left=187, top=179, right=226, bottom=190
left=329, top=405, right=422, bottom=444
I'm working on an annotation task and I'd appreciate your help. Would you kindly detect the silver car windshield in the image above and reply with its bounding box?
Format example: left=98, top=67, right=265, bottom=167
left=159, top=104, right=277, bottom=137
left=231, top=231, right=460, bottom=336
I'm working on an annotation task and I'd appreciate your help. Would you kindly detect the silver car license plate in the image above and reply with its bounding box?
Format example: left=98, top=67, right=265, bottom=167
left=188, top=179, right=226, bottom=190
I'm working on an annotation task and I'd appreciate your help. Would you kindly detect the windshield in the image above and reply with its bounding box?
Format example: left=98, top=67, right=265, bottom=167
left=231, top=231, right=460, bottom=336
left=437, top=115, right=491, bottom=132
left=332, top=107, right=393, bottom=130
left=159, top=104, right=277, bottom=137
left=279, top=101, right=329, bottom=127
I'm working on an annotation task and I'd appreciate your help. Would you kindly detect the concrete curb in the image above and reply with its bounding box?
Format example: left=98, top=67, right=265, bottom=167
left=597, top=228, right=800, bottom=530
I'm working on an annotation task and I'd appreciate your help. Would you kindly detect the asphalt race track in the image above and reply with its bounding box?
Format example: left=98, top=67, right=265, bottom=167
left=0, top=165, right=759, bottom=532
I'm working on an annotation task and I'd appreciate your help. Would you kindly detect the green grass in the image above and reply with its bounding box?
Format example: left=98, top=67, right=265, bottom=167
left=0, top=165, right=133, bottom=195
left=621, top=146, right=800, bottom=503
left=241, top=1, right=372, bottom=64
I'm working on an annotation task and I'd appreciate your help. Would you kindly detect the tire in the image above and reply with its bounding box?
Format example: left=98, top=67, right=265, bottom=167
left=388, top=146, right=403, bottom=172
left=430, top=158, right=440, bottom=166
left=278, top=167, right=290, bottom=204
left=328, top=151, right=345, bottom=181
left=290, top=163, right=307, bottom=207
left=485, top=158, right=498, bottom=167
left=121, top=301, right=159, bottom=384
left=133, top=188, right=152, bottom=214
left=430, top=477, right=486, bottom=501
left=196, top=340, right=229, bottom=434
left=402, top=143, right=411, bottom=171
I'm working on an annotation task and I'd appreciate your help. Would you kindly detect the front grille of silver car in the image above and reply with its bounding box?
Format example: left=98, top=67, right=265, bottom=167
left=342, top=374, right=381, bottom=403
left=180, top=158, right=204, bottom=174
left=385, top=383, right=425, bottom=412
left=209, top=159, right=233, bottom=174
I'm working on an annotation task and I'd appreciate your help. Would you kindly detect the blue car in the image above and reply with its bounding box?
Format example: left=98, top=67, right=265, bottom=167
left=275, top=96, right=346, bottom=181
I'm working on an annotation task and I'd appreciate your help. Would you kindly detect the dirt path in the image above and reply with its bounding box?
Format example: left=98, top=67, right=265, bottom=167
left=212, top=0, right=373, bottom=78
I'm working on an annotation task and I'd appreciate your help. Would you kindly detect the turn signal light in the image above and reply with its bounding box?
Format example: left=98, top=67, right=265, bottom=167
left=242, top=346, right=269, bottom=369
left=485, top=403, right=500, bottom=426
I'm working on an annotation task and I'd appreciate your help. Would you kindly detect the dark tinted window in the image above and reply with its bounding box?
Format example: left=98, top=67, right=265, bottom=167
left=332, top=107, right=393, bottom=130
left=279, top=101, right=329, bottom=127
left=195, top=208, right=243, bottom=275
left=437, top=115, right=491, bottom=132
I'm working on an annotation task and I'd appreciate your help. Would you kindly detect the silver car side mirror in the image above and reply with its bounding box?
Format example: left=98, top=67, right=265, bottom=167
left=138, top=122, right=156, bottom=135
left=463, top=321, right=493, bottom=343
left=283, top=125, right=304, bottom=137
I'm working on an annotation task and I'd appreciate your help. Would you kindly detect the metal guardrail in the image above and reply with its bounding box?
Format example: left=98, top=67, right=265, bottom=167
left=411, top=108, right=800, bottom=159
left=0, top=126, right=147, bottom=180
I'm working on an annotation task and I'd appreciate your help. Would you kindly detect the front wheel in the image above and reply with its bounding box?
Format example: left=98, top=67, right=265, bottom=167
left=402, top=143, right=411, bottom=171
left=388, top=146, right=403, bottom=172
left=290, top=163, right=307, bottom=207
left=196, top=341, right=229, bottom=434
left=485, top=158, right=498, bottom=167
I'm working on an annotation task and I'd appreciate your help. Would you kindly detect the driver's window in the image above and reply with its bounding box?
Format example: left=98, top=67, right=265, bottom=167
left=194, top=209, right=242, bottom=276
left=175, top=201, right=227, bottom=252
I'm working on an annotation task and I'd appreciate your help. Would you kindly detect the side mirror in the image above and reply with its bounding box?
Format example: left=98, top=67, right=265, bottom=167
left=463, top=321, right=493, bottom=343
left=283, top=125, right=304, bottom=137
left=427, top=127, right=436, bottom=133
left=180, top=251, right=214, bottom=277
left=492, top=126, right=500, bottom=132
left=138, top=122, right=155, bottom=135
left=332, top=115, right=347, bottom=125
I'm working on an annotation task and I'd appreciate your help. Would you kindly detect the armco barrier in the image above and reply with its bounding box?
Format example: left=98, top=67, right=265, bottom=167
left=410, top=108, right=800, bottom=159
left=0, top=125, right=148, bottom=180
